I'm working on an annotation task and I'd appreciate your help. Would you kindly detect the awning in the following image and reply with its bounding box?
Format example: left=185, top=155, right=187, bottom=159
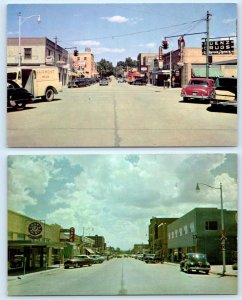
left=85, top=247, right=94, bottom=254
left=192, top=67, right=223, bottom=78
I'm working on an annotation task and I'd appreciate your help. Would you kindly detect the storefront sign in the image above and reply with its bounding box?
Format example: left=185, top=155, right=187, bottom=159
left=202, top=39, right=234, bottom=55
left=28, top=221, right=43, bottom=239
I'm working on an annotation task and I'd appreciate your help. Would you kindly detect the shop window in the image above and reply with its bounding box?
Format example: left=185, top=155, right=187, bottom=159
left=205, top=221, right=218, bottom=230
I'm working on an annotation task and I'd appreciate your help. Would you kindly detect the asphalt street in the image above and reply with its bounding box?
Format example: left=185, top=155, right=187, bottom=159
left=7, top=79, right=237, bottom=147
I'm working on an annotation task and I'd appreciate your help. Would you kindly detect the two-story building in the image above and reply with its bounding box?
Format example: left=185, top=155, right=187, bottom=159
left=148, top=217, right=178, bottom=258
left=167, top=208, right=237, bottom=264
left=7, top=37, right=69, bottom=85
left=70, top=48, right=98, bottom=78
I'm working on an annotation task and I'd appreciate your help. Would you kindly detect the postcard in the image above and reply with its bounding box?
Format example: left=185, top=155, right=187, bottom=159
left=6, top=2, right=237, bottom=147
left=8, top=154, right=237, bottom=295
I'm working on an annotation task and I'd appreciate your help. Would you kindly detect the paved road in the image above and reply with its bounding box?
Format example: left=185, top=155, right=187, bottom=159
left=7, top=80, right=237, bottom=147
left=8, top=258, right=237, bottom=296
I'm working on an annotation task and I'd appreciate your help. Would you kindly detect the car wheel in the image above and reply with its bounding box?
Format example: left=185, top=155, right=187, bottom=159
left=205, top=271, right=209, bottom=274
left=9, top=100, right=26, bottom=110
left=183, top=97, right=189, bottom=102
left=185, top=265, right=190, bottom=273
left=180, top=265, right=183, bottom=272
left=45, top=88, right=54, bottom=101
left=64, top=265, right=69, bottom=269
left=74, top=263, right=79, bottom=268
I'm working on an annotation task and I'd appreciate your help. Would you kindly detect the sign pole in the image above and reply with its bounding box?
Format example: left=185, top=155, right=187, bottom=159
left=206, top=11, right=211, bottom=78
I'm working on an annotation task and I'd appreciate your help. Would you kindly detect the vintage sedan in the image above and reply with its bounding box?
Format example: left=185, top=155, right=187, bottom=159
left=210, top=77, right=237, bottom=110
left=144, top=254, right=163, bottom=264
left=99, top=78, right=109, bottom=86
left=89, top=255, right=105, bottom=264
left=180, top=253, right=210, bottom=274
left=7, top=80, right=35, bottom=110
left=181, top=78, right=215, bottom=102
left=64, top=255, right=93, bottom=269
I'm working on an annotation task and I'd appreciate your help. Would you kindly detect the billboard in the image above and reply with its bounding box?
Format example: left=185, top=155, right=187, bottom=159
left=202, top=39, right=234, bottom=55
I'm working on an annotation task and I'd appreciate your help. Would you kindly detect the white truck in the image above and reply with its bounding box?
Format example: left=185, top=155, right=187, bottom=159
left=7, top=66, right=62, bottom=101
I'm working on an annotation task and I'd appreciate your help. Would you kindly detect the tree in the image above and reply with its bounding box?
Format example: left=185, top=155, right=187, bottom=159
left=96, top=59, right=114, bottom=77
left=125, top=57, right=137, bottom=68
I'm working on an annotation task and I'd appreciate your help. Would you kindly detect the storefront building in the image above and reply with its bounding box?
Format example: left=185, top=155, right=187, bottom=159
left=161, top=47, right=237, bottom=87
left=69, top=48, right=98, bottom=78
left=7, top=37, right=69, bottom=86
left=8, top=210, right=65, bottom=271
left=167, top=208, right=237, bottom=264
left=148, top=217, right=178, bottom=258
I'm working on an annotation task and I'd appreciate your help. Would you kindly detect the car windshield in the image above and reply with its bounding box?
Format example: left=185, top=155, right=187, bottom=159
left=189, top=80, right=208, bottom=86
left=189, top=254, right=207, bottom=262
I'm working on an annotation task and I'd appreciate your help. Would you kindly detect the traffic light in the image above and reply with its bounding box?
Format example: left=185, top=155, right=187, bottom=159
left=162, top=39, right=169, bottom=50
left=74, top=50, right=79, bottom=56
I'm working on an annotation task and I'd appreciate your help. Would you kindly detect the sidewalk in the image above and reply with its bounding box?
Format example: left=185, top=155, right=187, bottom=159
left=8, top=264, right=62, bottom=281
left=210, top=265, right=238, bottom=277
left=164, top=262, right=238, bottom=277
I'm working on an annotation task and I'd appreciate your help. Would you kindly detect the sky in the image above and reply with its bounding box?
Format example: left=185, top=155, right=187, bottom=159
left=6, top=2, right=237, bottom=65
left=8, top=154, right=237, bottom=250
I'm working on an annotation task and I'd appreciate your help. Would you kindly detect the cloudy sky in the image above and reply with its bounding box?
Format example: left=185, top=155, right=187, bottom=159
left=8, top=154, right=237, bottom=250
left=7, top=2, right=237, bottom=64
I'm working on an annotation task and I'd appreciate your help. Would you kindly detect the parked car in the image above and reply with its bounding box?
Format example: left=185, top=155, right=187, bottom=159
left=181, top=78, right=215, bottom=102
left=180, top=253, right=210, bottom=274
left=117, top=77, right=125, bottom=83
left=144, top=254, right=163, bottom=264
left=210, top=77, right=237, bottom=110
left=89, top=255, right=105, bottom=264
left=99, top=78, right=109, bottom=86
left=132, top=78, right=147, bottom=85
left=68, top=78, right=89, bottom=88
left=7, top=80, right=35, bottom=110
left=64, top=255, right=93, bottom=269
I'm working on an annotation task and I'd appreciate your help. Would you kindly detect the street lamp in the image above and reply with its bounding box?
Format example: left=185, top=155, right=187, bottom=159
left=18, top=12, right=41, bottom=66
left=196, top=182, right=226, bottom=275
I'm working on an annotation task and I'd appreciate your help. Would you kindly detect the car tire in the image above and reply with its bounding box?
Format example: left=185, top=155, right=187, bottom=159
left=9, top=100, right=26, bottom=110
left=185, top=265, right=190, bottom=273
left=183, top=97, right=189, bottom=102
left=45, top=88, right=54, bottom=102
left=64, top=265, right=69, bottom=269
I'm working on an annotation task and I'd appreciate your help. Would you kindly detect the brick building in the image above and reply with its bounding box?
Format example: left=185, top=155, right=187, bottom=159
left=70, top=49, right=98, bottom=78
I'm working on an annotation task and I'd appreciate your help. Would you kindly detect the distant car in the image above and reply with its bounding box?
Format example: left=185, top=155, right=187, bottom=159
left=117, top=77, right=125, bottom=83
left=181, top=78, right=215, bottom=102
left=180, top=253, right=210, bottom=274
left=7, top=80, right=35, bottom=110
left=68, top=78, right=89, bottom=88
left=99, top=78, right=109, bottom=86
left=89, top=255, right=105, bottom=264
left=132, top=78, right=147, bottom=85
left=210, top=77, right=237, bottom=110
left=64, top=255, right=93, bottom=269
left=144, top=254, right=163, bottom=264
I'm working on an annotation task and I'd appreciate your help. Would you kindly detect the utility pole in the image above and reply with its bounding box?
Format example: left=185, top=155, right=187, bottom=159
left=206, top=11, right=212, bottom=78
left=54, top=36, right=57, bottom=66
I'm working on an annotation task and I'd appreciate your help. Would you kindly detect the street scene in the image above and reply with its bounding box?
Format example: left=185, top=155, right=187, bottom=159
left=8, top=154, right=238, bottom=295
left=6, top=3, right=237, bottom=147
left=7, top=79, right=237, bottom=147
left=8, top=257, right=237, bottom=296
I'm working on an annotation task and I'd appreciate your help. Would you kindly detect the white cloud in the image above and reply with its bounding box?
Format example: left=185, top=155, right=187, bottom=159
left=101, top=15, right=129, bottom=23
left=223, top=18, right=236, bottom=24
left=74, top=40, right=101, bottom=47
left=93, top=47, right=126, bottom=54
left=139, top=42, right=157, bottom=49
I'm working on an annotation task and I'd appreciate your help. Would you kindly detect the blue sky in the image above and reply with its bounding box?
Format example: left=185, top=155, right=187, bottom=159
left=7, top=2, right=237, bottom=65
left=8, top=154, right=237, bottom=250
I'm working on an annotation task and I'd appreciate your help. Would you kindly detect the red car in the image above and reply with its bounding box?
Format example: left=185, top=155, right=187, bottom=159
left=181, top=78, right=215, bottom=102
